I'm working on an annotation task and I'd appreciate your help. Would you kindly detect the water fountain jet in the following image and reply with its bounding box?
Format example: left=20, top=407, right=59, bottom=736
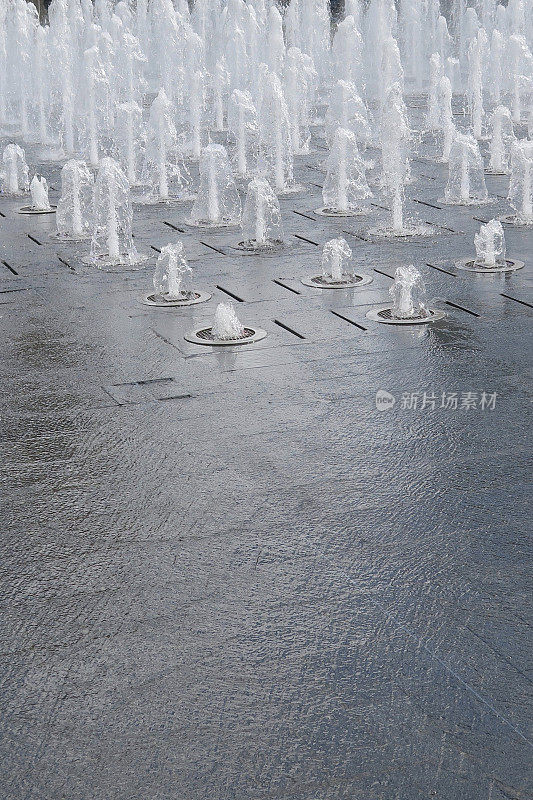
left=302, top=236, right=373, bottom=288
left=143, top=241, right=211, bottom=306
left=189, top=143, right=241, bottom=227
left=487, top=107, right=515, bottom=175
left=318, top=127, right=371, bottom=216
left=19, top=174, right=56, bottom=214
left=366, top=265, right=445, bottom=324
left=185, top=302, right=266, bottom=346
left=502, top=140, right=533, bottom=226
left=369, top=84, right=433, bottom=238
left=238, top=177, right=283, bottom=251
left=86, top=157, right=148, bottom=268
left=228, top=90, right=258, bottom=179
left=456, top=219, right=524, bottom=272
left=53, top=159, right=94, bottom=240
left=443, top=133, right=490, bottom=205
left=141, top=88, right=191, bottom=203
left=2, top=143, right=29, bottom=195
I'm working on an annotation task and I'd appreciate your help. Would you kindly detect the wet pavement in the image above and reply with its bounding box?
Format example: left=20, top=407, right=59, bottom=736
left=1, top=105, right=532, bottom=800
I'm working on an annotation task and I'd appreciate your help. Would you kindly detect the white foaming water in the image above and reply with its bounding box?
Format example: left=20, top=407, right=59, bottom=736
left=90, top=157, right=138, bottom=267
left=321, top=237, right=352, bottom=282
left=153, top=242, right=192, bottom=299
left=190, top=143, right=241, bottom=227
left=2, top=144, right=29, bottom=195
left=56, top=160, right=94, bottom=240
left=444, top=133, right=488, bottom=205
left=508, top=140, right=533, bottom=223
left=488, top=107, right=515, bottom=174
left=474, top=220, right=506, bottom=267
left=322, top=127, right=371, bottom=214
left=241, top=177, right=283, bottom=249
left=390, top=265, right=427, bottom=319
left=211, top=303, right=245, bottom=340
left=29, top=175, right=51, bottom=210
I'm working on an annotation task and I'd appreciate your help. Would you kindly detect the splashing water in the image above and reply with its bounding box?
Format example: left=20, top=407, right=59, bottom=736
left=153, top=242, right=192, bottom=299
left=508, top=140, right=533, bottom=224
left=241, top=177, right=283, bottom=249
left=322, top=127, right=371, bottom=214
left=321, top=237, right=353, bottom=282
left=444, top=133, right=489, bottom=205
left=488, top=107, right=515, bottom=174
left=390, top=265, right=427, bottom=319
left=29, top=175, right=51, bottom=210
left=190, top=144, right=241, bottom=227
left=90, top=157, right=139, bottom=267
left=474, top=220, right=506, bottom=267
left=211, top=303, right=245, bottom=340
left=2, top=143, right=29, bottom=195
left=56, top=160, right=94, bottom=240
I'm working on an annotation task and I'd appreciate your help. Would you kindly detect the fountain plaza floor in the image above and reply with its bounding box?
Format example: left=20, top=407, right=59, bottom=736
left=1, top=105, right=532, bottom=800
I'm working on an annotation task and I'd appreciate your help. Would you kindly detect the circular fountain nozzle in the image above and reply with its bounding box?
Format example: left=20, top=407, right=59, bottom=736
left=499, top=214, right=533, bottom=228
left=301, top=273, right=373, bottom=289
left=455, top=257, right=524, bottom=273
left=18, top=205, right=56, bottom=215
left=234, top=239, right=286, bottom=253
left=82, top=252, right=151, bottom=270
left=184, top=326, right=267, bottom=346
left=367, top=222, right=435, bottom=239
left=142, top=290, right=211, bottom=307
left=50, top=231, right=91, bottom=241
left=314, top=206, right=370, bottom=217
left=366, top=306, right=446, bottom=324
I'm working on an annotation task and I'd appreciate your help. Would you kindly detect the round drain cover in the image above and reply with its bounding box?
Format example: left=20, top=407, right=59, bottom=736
left=184, top=326, right=267, bottom=346
left=50, top=231, right=90, bottom=241
left=233, top=239, right=286, bottom=253
left=367, top=223, right=435, bottom=239
left=276, top=183, right=304, bottom=196
left=185, top=219, right=238, bottom=229
left=301, top=273, right=373, bottom=289
left=18, top=205, right=56, bottom=215
left=142, top=291, right=211, bottom=307
left=455, top=257, right=524, bottom=273
left=500, top=214, right=533, bottom=228
left=314, top=207, right=370, bottom=217
left=366, top=306, right=445, bottom=324
left=82, top=252, right=151, bottom=270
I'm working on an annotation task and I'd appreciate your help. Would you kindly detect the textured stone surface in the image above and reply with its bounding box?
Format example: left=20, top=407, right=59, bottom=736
left=1, top=109, right=532, bottom=800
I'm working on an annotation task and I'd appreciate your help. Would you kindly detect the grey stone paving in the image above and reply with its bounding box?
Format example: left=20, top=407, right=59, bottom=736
left=1, top=106, right=532, bottom=800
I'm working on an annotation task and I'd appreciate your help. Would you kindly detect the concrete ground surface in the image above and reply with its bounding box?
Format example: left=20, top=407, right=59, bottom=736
left=1, top=102, right=532, bottom=799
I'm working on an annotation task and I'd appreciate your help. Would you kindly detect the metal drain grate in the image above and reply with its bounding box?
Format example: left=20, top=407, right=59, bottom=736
left=185, top=325, right=267, bottom=346
left=314, top=275, right=358, bottom=286
left=82, top=252, right=150, bottom=269
left=234, top=239, right=285, bottom=252
left=18, top=205, right=56, bottom=215
left=455, top=257, right=524, bottom=274
left=196, top=327, right=255, bottom=341
left=378, top=308, right=428, bottom=321
left=314, top=207, right=370, bottom=217
left=302, top=273, right=373, bottom=289
left=500, top=214, right=533, bottom=228
left=142, top=291, right=211, bottom=307
left=366, top=306, right=446, bottom=325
